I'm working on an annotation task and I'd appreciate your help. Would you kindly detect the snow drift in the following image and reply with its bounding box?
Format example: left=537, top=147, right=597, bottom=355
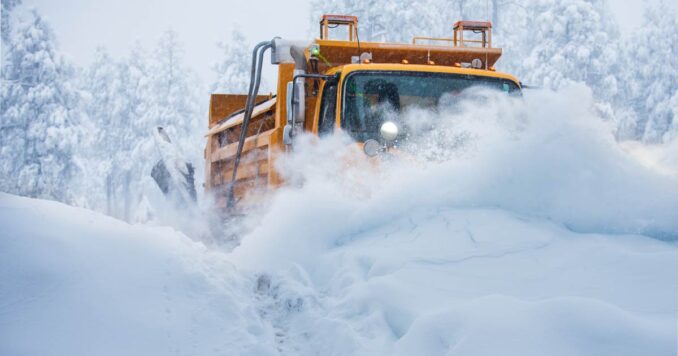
left=0, top=194, right=278, bottom=355
left=2, top=86, right=678, bottom=355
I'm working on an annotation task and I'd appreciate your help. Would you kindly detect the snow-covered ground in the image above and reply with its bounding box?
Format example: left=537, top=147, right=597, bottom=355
left=2, top=88, right=678, bottom=355
left=0, top=193, right=275, bottom=355
left=2, top=197, right=677, bottom=355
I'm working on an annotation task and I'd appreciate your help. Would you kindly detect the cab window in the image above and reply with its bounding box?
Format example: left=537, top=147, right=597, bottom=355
left=318, top=81, right=337, bottom=136
left=341, top=71, right=520, bottom=142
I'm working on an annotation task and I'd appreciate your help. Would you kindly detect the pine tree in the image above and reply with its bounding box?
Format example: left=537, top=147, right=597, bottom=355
left=516, top=0, right=620, bottom=94
left=1, top=0, right=21, bottom=45
left=77, top=32, right=203, bottom=222
left=146, top=29, right=201, bottom=156
left=310, top=0, right=444, bottom=43
left=99, top=30, right=201, bottom=222
left=77, top=47, right=124, bottom=211
left=211, top=29, right=251, bottom=94
left=79, top=42, right=154, bottom=219
left=617, top=3, right=678, bottom=143
left=0, top=9, right=86, bottom=202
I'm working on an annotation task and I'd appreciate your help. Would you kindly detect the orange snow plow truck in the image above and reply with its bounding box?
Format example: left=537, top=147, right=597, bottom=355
left=205, top=15, right=521, bottom=211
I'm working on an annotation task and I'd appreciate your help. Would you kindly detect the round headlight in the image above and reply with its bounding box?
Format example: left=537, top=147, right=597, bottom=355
left=380, top=121, right=399, bottom=141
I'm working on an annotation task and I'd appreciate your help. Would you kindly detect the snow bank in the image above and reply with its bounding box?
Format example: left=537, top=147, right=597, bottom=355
left=0, top=193, right=277, bottom=356
left=232, top=206, right=678, bottom=355
left=3, top=193, right=676, bottom=355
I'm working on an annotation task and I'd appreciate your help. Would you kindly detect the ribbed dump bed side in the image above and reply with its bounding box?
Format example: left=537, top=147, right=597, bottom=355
left=205, top=95, right=280, bottom=210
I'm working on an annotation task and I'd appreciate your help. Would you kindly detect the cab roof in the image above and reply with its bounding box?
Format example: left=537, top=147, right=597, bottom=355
left=325, top=63, right=521, bottom=88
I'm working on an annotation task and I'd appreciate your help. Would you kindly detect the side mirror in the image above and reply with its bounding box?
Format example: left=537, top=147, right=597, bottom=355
left=286, top=81, right=294, bottom=128
left=283, top=124, right=293, bottom=145
left=285, top=78, right=306, bottom=146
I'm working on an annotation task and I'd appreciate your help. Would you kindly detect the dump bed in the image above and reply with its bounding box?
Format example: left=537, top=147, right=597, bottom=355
left=205, top=94, right=282, bottom=209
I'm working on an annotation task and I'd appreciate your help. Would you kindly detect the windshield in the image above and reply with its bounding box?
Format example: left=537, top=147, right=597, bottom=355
left=341, top=71, right=520, bottom=142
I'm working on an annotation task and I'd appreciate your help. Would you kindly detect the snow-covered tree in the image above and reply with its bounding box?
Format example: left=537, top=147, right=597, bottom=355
left=104, top=30, right=201, bottom=221
left=76, top=30, right=204, bottom=222
left=78, top=42, right=153, bottom=219
left=309, top=0, right=521, bottom=43
left=310, top=0, right=445, bottom=42
left=127, top=30, right=202, bottom=221
left=82, top=48, right=120, bottom=135
left=1, top=0, right=21, bottom=45
left=616, top=3, right=677, bottom=143
left=211, top=29, right=251, bottom=94
left=145, top=29, right=201, bottom=154
left=0, top=9, right=86, bottom=202
left=516, top=0, right=620, bottom=96
left=77, top=47, right=124, bottom=212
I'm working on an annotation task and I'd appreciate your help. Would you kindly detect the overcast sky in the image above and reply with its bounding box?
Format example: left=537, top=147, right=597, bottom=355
left=18, top=0, right=671, bottom=87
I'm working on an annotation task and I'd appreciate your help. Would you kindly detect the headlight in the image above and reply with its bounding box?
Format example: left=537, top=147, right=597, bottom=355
left=380, top=121, right=399, bottom=141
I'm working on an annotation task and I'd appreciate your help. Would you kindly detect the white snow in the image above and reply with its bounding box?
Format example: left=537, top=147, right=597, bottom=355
left=2, top=195, right=677, bottom=355
left=2, top=88, right=678, bottom=355
left=2, top=3, right=677, bottom=354
left=0, top=194, right=277, bottom=355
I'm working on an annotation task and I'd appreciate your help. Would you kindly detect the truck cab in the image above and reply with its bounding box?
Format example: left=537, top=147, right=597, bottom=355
left=315, top=63, right=520, bottom=142
left=205, top=15, right=521, bottom=210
